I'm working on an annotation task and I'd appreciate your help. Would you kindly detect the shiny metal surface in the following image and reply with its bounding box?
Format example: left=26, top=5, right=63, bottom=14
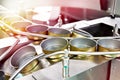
left=69, top=38, right=96, bottom=59
left=110, top=59, right=120, bottom=80
left=10, top=45, right=42, bottom=75
left=9, top=50, right=118, bottom=80
left=98, top=39, right=120, bottom=57
left=41, top=37, right=68, bottom=62
left=66, top=60, right=109, bottom=80
left=48, top=28, right=71, bottom=37
left=70, top=38, right=96, bottom=51
left=26, top=24, right=48, bottom=45
left=11, top=46, right=37, bottom=67
left=9, top=53, right=45, bottom=80
left=16, top=60, right=98, bottom=80
left=98, top=39, right=120, bottom=51
left=26, top=25, right=48, bottom=34
left=41, top=38, right=68, bottom=54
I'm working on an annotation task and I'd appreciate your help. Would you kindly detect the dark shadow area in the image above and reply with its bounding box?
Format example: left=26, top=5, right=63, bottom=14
left=80, top=23, right=120, bottom=37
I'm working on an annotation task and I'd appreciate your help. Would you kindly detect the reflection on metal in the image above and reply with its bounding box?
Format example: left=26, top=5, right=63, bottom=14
left=9, top=53, right=45, bottom=80
left=66, top=61, right=109, bottom=80
left=110, top=59, right=120, bottom=80
left=9, top=50, right=120, bottom=80
left=16, top=60, right=98, bottom=80
left=113, top=24, right=119, bottom=36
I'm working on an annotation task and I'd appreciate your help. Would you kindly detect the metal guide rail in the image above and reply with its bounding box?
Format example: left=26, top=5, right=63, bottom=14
left=9, top=51, right=118, bottom=80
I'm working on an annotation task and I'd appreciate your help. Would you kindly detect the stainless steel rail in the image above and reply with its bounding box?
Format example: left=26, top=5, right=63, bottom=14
left=9, top=50, right=120, bottom=80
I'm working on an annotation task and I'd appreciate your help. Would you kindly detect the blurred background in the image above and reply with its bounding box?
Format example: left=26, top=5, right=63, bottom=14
left=0, top=0, right=116, bottom=25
